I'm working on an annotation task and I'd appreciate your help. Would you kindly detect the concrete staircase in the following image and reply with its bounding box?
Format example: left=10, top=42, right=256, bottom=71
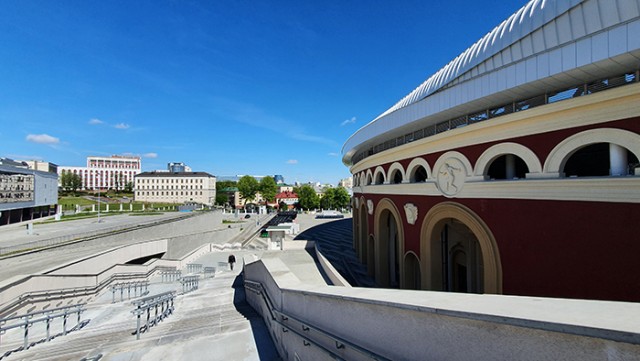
left=3, top=272, right=279, bottom=361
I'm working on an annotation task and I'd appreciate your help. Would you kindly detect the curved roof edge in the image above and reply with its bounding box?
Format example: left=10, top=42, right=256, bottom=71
left=376, top=0, right=582, bottom=120
left=342, top=0, right=585, bottom=160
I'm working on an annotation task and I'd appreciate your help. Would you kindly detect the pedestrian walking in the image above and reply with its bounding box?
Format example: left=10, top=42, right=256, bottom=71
left=228, top=254, right=236, bottom=270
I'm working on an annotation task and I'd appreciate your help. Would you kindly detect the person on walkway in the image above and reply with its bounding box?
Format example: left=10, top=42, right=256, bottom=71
left=228, top=254, right=236, bottom=270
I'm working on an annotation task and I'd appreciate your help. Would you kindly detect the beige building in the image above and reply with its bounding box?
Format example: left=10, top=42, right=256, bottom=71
left=134, top=171, right=216, bottom=206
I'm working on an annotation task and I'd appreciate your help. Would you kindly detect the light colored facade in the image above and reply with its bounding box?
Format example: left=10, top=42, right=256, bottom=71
left=345, top=0, right=640, bottom=302
left=134, top=171, right=216, bottom=206
left=58, top=155, right=141, bottom=190
left=0, top=159, right=58, bottom=226
left=339, top=177, right=353, bottom=188
left=23, top=160, right=58, bottom=174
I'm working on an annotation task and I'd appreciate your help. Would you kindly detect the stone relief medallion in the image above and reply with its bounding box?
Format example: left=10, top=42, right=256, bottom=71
left=436, top=157, right=466, bottom=197
left=367, top=199, right=374, bottom=215
left=404, top=203, right=418, bottom=225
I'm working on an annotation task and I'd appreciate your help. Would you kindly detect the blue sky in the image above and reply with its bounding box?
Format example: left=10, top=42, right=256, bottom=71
left=0, top=0, right=524, bottom=185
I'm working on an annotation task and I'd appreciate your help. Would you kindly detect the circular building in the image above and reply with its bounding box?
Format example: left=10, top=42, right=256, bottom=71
left=343, top=0, right=640, bottom=302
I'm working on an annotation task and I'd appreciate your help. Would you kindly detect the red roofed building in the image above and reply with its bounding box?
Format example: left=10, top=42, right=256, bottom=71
left=275, top=191, right=298, bottom=209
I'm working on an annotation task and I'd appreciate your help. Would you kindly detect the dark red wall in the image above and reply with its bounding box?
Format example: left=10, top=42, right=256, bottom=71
left=356, top=193, right=640, bottom=302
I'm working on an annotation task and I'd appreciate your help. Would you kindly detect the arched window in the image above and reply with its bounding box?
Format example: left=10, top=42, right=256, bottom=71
left=375, top=172, right=385, bottom=185
left=563, top=143, right=638, bottom=177
left=411, top=166, right=428, bottom=183
left=391, top=170, right=403, bottom=184
left=487, top=154, right=529, bottom=180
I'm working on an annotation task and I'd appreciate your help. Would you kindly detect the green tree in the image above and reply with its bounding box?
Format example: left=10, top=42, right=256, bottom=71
left=216, top=180, right=237, bottom=190
left=259, top=176, right=278, bottom=203
left=124, top=181, right=134, bottom=193
left=278, top=201, right=288, bottom=211
left=215, top=192, right=229, bottom=206
left=237, top=175, right=259, bottom=205
left=61, top=171, right=82, bottom=193
left=297, top=185, right=319, bottom=210
left=333, top=186, right=351, bottom=210
left=320, top=188, right=336, bottom=209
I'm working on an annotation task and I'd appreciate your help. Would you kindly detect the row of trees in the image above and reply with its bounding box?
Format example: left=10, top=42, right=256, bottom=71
left=297, top=184, right=350, bottom=210
left=217, top=175, right=351, bottom=211
left=59, top=171, right=133, bottom=193
left=60, top=172, right=82, bottom=192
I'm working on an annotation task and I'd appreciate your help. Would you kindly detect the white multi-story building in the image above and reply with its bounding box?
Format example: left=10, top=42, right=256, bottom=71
left=134, top=171, right=216, bottom=205
left=58, top=155, right=141, bottom=191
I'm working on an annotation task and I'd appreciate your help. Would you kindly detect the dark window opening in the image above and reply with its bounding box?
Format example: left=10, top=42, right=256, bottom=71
left=375, top=173, right=384, bottom=185
left=392, top=170, right=402, bottom=184
left=564, top=143, right=610, bottom=177
left=487, top=155, right=528, bottom=180
left=412, top=166, right=428, bottom=183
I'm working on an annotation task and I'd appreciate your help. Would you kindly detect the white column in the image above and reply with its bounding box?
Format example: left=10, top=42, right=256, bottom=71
left=505, top=154, right=516, bottom=179
left=610, top=144, right=628, bottom=176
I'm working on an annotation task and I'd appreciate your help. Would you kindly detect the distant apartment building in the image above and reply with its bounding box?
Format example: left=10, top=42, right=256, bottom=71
left=167, top=162, right=192, bottom=173
left=58, top=155, right=141, bottom=191
left=338, top=177, right=353, bottom=188
left=0, top=158, right=58, bottom=226
left=134, top=171, right=216, bottom=205
left=277, top=185, right=294, bottom=193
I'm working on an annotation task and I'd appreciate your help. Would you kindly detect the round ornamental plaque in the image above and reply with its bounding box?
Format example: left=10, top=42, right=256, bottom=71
left=436, top=158, right=466, bottom=197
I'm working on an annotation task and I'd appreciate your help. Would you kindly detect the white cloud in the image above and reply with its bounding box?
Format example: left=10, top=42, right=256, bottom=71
left=328, top=152, right=339, bottom=157
left=286, top=159, right=298, bottom=164
left=340, top=116, right=356, bottom=126
left=88, top=118, right=104, bottom=125
left=143, top=152, right=158, bottom=158
left=114, top=123, right=130, bottom=129
left=26, top=134, right=60, bottom=145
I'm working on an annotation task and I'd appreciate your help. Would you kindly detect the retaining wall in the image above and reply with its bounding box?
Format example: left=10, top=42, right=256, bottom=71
left=244, top=256, right=640, bottom=361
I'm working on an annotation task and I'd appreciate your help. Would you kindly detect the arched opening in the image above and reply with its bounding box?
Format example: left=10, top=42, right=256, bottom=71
left=366, top=174, right=373, bottom=185
left=421, top=202, right=502, bottom=294
left=376, top=207, right=402, bottom=288
left=563, top=143, right=639, bottom=177
left=359, top=204, right=368, bottom=264
left=391, top=170, right=403, bottom=184
left=429, top=220, right=484, bottom=293
left=403, top=252, right=421, bottom=290
left=375, top=172, right=385, bottom=185
left=487, top=154, right=529, bottom=180
left=353, top=202, right=360, bottom=254
left=367, top=235, right=375, bottom=277
left=410, top=165, right=428, bottom=183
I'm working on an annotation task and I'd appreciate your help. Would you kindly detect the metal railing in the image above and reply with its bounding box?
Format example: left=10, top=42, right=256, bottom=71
left=0, top=265, right=170, bottom=318
left=160, top=270, right=182, bottom=283
left=244, top=280, right=390, bottom=360
left=131, top=292, right=175, bottom=340
left=352, top=71, right=640, bottom=166
left=186, top=263, right=202, bottom=274
left=180, top=276, right=199, bottom=294
left=111, top=281, right=149, bottom=303
left=0, top=304, right=86, bottom=355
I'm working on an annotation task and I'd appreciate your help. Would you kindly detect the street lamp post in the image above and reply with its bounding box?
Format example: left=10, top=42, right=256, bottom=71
left=97, top=186, right=101, bottom=223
